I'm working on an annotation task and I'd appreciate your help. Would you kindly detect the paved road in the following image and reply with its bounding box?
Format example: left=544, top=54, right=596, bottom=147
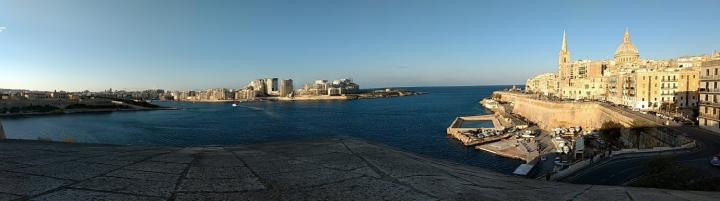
left=565, top=125, right=720, bottom=185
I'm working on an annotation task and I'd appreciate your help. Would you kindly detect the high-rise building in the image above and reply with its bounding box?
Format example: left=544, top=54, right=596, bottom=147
left=279, top=79, right=294, bottom=97
left=249, top=79, right=266, bottom=95
left=265, top=78, right=279, bottom=96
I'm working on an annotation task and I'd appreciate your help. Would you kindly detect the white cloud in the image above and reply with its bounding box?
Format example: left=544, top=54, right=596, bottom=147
left=0, top=27, right=6, bottom=32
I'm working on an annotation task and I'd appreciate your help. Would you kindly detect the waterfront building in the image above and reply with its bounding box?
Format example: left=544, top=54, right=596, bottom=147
left=234, top=87, right=257, bottom=100
left=296, top=78, right=359, bottom=96
left=525, top=73, right=557, bottom=96
left=699, top=57, right=720, bottom=132
left=249, top=79, right=267, bottom=96
left=265, top=78, right=279, bottom=96
left=279, top=79, right=294, bottom=97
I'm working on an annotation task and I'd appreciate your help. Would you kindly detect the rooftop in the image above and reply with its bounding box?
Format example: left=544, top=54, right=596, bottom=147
left=0, top=137, right=718, bottom=201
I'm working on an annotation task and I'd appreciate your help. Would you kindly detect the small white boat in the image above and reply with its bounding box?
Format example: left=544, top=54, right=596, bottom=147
left=232, top=103, right=238, bottom=107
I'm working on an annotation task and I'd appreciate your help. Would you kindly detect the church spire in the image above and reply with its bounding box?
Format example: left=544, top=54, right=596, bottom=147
left=559, top=30, right=570, bottom=66
left=561, top=30, right=568, bottom=52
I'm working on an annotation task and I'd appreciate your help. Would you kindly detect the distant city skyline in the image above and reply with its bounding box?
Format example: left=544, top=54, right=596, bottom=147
left=1, top=0, right=720, bottom=91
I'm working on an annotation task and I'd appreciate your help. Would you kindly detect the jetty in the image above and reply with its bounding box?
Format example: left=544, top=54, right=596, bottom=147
left=446, top=115, right=507, bottom=146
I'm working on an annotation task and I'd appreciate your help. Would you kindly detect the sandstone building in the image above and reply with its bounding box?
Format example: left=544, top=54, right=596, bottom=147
left=699, top=56, right=720, bottom=132
left=526, top=29, right=707, bottom=119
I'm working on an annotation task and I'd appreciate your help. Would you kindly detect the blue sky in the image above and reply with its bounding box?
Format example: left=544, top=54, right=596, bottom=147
left=1, top=0, right=719, bottom=91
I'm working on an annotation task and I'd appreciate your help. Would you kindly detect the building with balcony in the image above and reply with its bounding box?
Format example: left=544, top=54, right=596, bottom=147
left=699, top=58, right=720, bottom=132
left=525, top=73, right=558, bottom=96
left=528, top=29, right=706, bottom=117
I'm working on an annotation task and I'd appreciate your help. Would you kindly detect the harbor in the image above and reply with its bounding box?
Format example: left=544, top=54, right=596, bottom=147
left=447, top=97, right=541, bottom=165
left=447, top=90, right=697, bottom=178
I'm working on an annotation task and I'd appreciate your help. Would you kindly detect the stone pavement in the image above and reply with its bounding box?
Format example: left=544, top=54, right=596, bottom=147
left=0, top=138, right=718, bottom=201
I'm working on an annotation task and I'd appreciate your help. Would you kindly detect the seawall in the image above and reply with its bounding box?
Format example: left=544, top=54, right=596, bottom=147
left=496, top=92, right=640, bottom=130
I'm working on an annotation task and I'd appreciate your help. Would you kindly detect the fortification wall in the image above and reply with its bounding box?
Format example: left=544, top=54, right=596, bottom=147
left=496, top=92, right=637, bottom=130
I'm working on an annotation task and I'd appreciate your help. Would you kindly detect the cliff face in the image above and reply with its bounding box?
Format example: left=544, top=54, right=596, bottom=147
left=496, top=92, right=639, bottom=130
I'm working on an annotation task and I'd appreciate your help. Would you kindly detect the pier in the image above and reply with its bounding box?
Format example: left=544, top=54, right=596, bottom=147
left=446, top=115, right=506, bottom=146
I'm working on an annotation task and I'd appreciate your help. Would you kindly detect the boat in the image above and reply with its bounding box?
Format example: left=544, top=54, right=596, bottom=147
left=232, top=103, right=238, bottom=107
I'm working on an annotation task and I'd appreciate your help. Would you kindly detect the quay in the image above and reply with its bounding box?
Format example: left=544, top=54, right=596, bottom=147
left=447, top=102, right=540, bottom=164
left=446, top=115, right=506, bottom=146
left=461, top=91, right=699, bottom=179
left=0, top=137, right=717, bottom=201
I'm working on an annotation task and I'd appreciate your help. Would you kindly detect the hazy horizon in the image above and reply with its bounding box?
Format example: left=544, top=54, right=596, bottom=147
left=2, top=0, right=719, bottom=91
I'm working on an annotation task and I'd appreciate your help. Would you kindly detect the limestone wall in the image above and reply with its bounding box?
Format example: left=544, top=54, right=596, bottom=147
left=496, top=92, right=638, bottom=130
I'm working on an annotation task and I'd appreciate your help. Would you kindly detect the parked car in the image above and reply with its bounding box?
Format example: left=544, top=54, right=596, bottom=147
left=712, top=154, right=720, bottom=167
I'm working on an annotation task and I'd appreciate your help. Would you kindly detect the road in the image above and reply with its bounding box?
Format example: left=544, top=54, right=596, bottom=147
left=564, top=125, right=720, bottom=185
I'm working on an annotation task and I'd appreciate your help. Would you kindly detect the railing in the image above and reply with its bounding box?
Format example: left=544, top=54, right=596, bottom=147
left=700, top=74, right=720, bottom=80
left=660, top=86, right=678, bottom=89
left=700, top=102, right=720, bottom=107
left=700, top=88, right=720, bottom=93
left=699, top=113, right=720, bottom=121
left=661, top=79, right=678, bottom=82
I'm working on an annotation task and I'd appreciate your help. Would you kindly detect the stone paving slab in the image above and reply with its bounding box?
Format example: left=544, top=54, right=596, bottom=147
left=125, top=161, right=188, bottom=174
left=72, top=176, right=176, bottom=198
left=105, top=169, right=180, bottom=182
left=0, top=171, right=72, bottom=196
left=30, top=189, right=164, bottom=201
left=1, top=138, right=719, bottom=201
left=13, top=161, right=118, bottom=181
left=0, top=193, right=20, bottom=201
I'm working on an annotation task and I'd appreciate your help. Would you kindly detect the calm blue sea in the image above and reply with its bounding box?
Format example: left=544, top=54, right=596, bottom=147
left=1, top=86, right=523, bottom=173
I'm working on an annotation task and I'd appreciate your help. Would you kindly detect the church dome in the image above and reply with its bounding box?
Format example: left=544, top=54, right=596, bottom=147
left=614, top=29, right=640, bottom=65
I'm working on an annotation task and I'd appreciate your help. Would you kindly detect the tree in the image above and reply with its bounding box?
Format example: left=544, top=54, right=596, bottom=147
left=659, top=102, right=673, bottom=113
